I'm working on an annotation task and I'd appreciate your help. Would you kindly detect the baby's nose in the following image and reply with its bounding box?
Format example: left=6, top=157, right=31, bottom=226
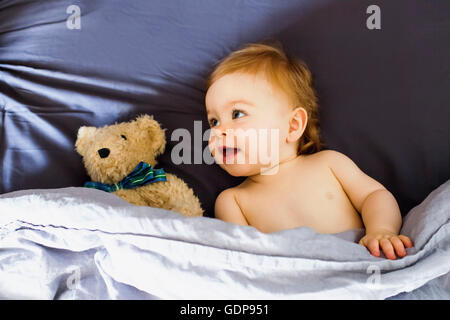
left=211, top=126, right=230, bottom=138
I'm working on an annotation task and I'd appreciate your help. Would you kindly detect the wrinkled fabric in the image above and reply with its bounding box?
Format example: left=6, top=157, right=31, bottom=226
left=0, top=181, right=448, bottom=299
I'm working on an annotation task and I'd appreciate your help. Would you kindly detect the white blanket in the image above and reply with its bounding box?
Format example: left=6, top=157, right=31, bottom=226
left=0, top=181, right=449, bottom=299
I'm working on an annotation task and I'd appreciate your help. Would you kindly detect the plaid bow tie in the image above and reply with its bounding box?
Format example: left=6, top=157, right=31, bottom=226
left=84, top=161, right=167, bottom=192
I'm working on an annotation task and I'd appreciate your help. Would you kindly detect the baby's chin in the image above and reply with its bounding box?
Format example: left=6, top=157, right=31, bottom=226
left=218, top=163, right=263, bottom=177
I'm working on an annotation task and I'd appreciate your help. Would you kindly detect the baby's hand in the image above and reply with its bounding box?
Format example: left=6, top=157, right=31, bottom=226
left=359, top=229, right=413, bottom=260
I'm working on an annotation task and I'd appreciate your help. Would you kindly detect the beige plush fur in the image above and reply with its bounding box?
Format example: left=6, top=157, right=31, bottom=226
left=75, top=114, right=203, bottom=217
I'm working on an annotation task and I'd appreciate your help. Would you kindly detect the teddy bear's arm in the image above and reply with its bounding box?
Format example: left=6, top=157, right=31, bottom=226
left=135, top=173, right=203, bottom=217
left=163, top=174, right=204, bottom=217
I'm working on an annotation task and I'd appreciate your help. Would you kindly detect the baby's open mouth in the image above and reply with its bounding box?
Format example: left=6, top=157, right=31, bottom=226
left=220, top=146, right=240, bottom=162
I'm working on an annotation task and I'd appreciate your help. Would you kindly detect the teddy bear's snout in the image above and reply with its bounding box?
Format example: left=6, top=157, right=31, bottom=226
left=98, top=148, right=110, bottom=158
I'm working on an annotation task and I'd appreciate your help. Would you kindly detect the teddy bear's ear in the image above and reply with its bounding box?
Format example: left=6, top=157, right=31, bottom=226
left=75, top=126, right=96, bottom=155
left=135, top=114, right=166, bottom=156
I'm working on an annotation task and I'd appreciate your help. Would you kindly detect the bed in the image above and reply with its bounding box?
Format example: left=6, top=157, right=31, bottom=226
left=0, top=0, right=449, bottom=299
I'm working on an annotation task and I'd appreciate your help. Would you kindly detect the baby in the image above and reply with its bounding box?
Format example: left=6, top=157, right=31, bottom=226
left=204, top=41, right=413, bottom=260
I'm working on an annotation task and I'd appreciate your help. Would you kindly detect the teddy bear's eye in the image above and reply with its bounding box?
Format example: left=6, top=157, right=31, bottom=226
left=121, top=134, right=127, bottom=140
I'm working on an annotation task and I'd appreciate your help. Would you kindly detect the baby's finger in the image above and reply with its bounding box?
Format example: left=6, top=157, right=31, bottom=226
left=390, top=237, right=406, bottom=257
left=380, top=239, right=396, bottom=260
left=398, top=235, right=414, bottom=248
left=367, top=238, right=380, bottom=257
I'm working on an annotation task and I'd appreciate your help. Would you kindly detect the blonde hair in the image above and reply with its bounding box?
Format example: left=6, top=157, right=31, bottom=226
left=205, top=40, right=323, bottom=155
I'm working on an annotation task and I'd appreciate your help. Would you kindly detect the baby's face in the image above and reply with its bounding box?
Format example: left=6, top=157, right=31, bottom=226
left=205, top=72, right=292, bottom=176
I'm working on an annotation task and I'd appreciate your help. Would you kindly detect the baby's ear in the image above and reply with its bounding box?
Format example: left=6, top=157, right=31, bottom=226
left=135, top=114, right=167, bottom=156
left=75, top=126, right=96, bottom=155
left=287, top=107, right=308, bottom=143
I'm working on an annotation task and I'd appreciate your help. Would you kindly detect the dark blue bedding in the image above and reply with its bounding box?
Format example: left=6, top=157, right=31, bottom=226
left=0, top=0, right=449, bottom=217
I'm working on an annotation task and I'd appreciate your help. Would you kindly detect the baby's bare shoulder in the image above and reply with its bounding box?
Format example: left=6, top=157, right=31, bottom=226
left=216, top=185, right=246, bottom=213
left=301, top=149, right=349, bottom=167
left=295, top=150, right=336, bottom=168
left=216, top=186, right=238, bottom=202
left=307, top=149, right=342, bottom=160
left=215, top=186, right=248, bottom=225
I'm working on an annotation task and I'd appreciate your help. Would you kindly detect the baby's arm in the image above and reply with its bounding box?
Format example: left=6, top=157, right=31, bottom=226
left=214, top=188, right=249, bottom=226
left=322, top=150, right=413, bottom=259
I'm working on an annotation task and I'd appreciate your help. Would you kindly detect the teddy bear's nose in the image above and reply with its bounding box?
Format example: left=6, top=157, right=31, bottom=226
left=98, top=148, right=110, bottom=158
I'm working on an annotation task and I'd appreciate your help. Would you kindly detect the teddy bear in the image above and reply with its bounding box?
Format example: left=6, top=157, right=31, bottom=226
left=75, top=114, right=203, bottom=217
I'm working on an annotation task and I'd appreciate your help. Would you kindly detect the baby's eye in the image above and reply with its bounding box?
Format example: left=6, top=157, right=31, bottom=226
left=232, top=109, right=245, bottom=119
left=209, top=118, right=219, bottom=127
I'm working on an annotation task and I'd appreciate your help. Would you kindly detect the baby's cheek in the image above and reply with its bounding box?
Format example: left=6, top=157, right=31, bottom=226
left=207, top=138, right=216, bottom=156
left=257, top=129, right=282, bottom=163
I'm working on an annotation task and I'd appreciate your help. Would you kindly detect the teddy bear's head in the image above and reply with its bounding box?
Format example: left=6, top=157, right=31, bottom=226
left=75, top=114, right=166, bottom=184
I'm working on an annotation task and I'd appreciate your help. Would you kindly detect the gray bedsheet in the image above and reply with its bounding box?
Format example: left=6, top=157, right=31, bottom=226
left=0, top=181, right=448, bottom=299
